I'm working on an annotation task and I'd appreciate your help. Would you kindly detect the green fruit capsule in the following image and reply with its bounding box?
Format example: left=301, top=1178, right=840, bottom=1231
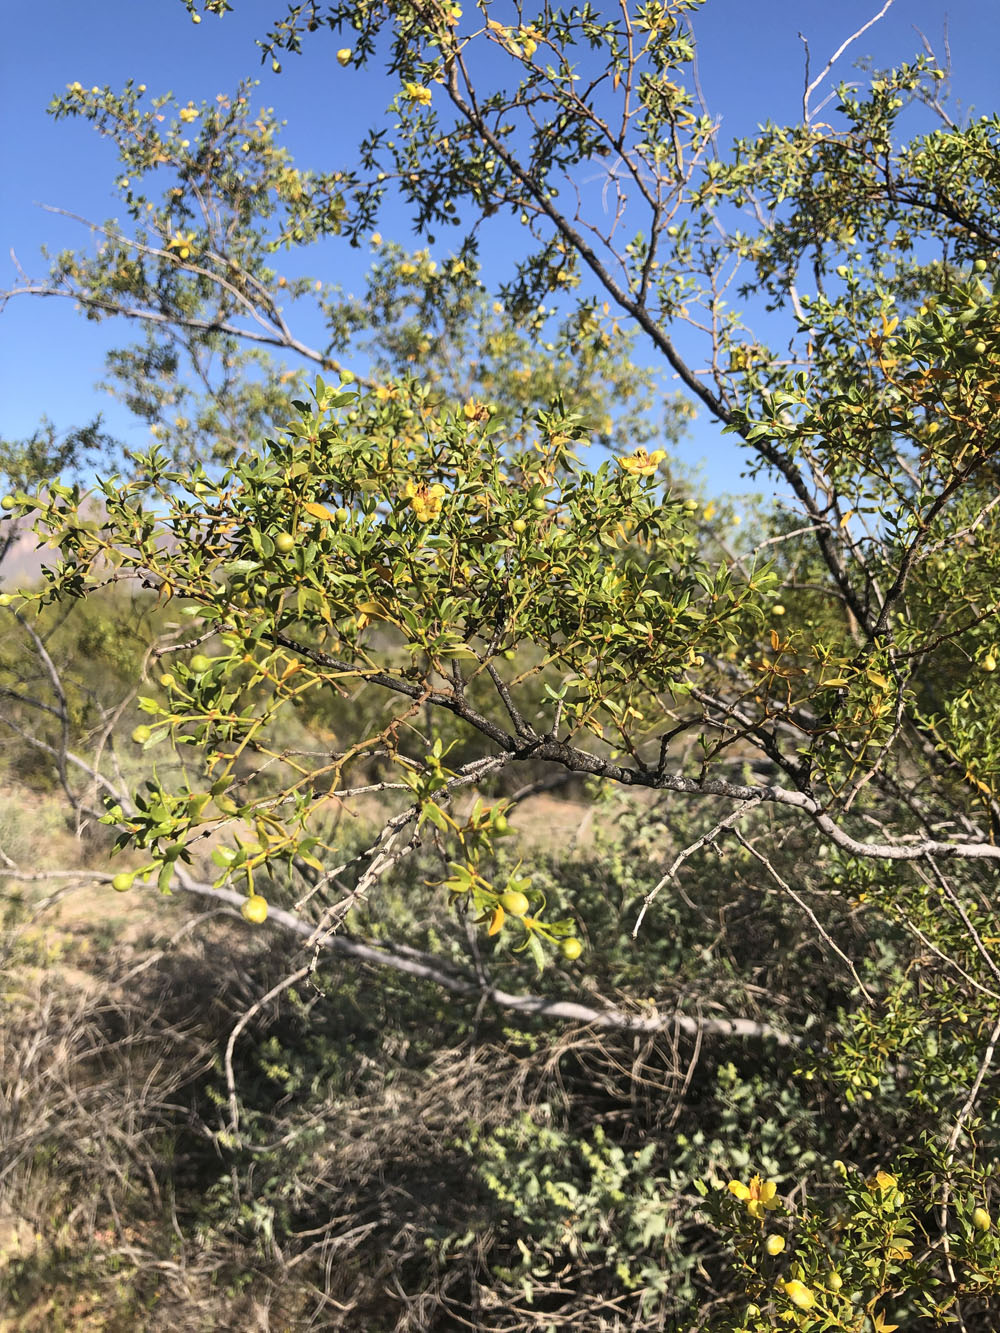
left=499, top=890, right=529, bottom=917
left=561, top=937, right=583, bottom=961
left=241, top=895, right=269, bottom=924
left=111, top=872, right=135, bottom=892
left=274, top=531, right=296, bottom=553
left=0, top=495, right=16, bottom=511
left=974, top=258, right=988, bottom=272
left=189, top=654, right=212, bottom=674
left=131, top=725, right=152, bottom=744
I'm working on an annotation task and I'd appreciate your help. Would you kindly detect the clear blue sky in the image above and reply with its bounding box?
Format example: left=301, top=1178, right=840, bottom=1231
left=3, top=0, right=998, bottom=494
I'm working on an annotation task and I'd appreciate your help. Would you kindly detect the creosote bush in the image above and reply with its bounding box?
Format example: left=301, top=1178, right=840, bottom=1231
left=4, top=1, right=1000, bottom=1327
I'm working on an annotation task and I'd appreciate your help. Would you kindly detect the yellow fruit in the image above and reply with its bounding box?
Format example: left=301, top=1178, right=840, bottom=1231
left=500, top=890, right=529, bottom=916
left=512, top=518, right=527, bottom=534
left=974, top=340, right=987, bottom=356
left=241, top=895, right=268, bottom=924
left=973, top=1207, right=992, bottom=1231
left=561, top=937, right=583, bottom=961
left=131, top=725, right=152, bottom=744
left=1, top=495, right=15, bottom=511
left=772, top=604, right=786, bottom=616
left=974, top=258, right=988, bottom=272
left=783, top=1280, right=815, bottom=1310
left=111, top=872, right=134, bottom=892
left=274, top=531, right=296, bottom=553
left=827, top=1271, right=843, bottom=1291
left=337, top=48, right=352, bottom=65
left=982, top=655, right=997, bottom=673
left=189, top=654, right=212, bottom=674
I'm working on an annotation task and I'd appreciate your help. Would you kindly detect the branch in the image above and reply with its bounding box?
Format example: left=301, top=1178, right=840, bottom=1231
left=175, top=874, right=800, bottom=1048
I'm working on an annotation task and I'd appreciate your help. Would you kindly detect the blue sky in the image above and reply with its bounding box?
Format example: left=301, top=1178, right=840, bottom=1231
left=3, top=0, right=998, bottom=494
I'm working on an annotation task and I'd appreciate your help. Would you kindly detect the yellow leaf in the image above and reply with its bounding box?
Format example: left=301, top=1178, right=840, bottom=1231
left=303, top=501, right=335, bottom=521
left=770, top=628, right=781, bottom=651
left=488, top=905, right=505, bottom=935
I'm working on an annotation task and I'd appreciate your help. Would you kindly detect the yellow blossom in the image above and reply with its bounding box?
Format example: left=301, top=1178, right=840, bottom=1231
left=403, top=82, right=432, bottom=106
left=783, top=1280, right=815, bottom=1310
left=765, top=1234, right=785, bottom=1255
left=166, top=230, right=197, bottom=260
left=337, top=48, right=352, bottom=66
left=463, top=399, right=490, bottom=425
left=703, top=501, right=716, bottom=520
left=404, top=480, right=447, bottom=522
left=728, top=1174, right=780, bottom=1221
left=179, top=104, right=199, bottom=123
left=619, top=447, right=666, bottom=477
left=370, top=231, right=382, bottom=246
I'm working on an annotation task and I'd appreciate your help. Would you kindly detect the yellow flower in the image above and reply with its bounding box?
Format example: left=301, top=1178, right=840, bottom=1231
left=337, top=48, right=352, bottom=66
left=166, top=230, right=197, bottom=260
left=765, top=1234, right=785, bottom=1255
left=619, top=448, right=666, bottom=477
left=403, top=82, right=432, bottom=106
left=463, top=399, right=490, bottom=425
left=872, top=1170, right=898, bottom=1191
left=703, top=501, right=716, bottom=520
left=404, top=480, right=447, bottom=522
left=728, top=1174, right=780, bottom=1220
left=179, top=104, right=199, bottom=123
left=783, top=1280, right=815, bottom=1310
left=520, top=28, right=540, bottom=57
